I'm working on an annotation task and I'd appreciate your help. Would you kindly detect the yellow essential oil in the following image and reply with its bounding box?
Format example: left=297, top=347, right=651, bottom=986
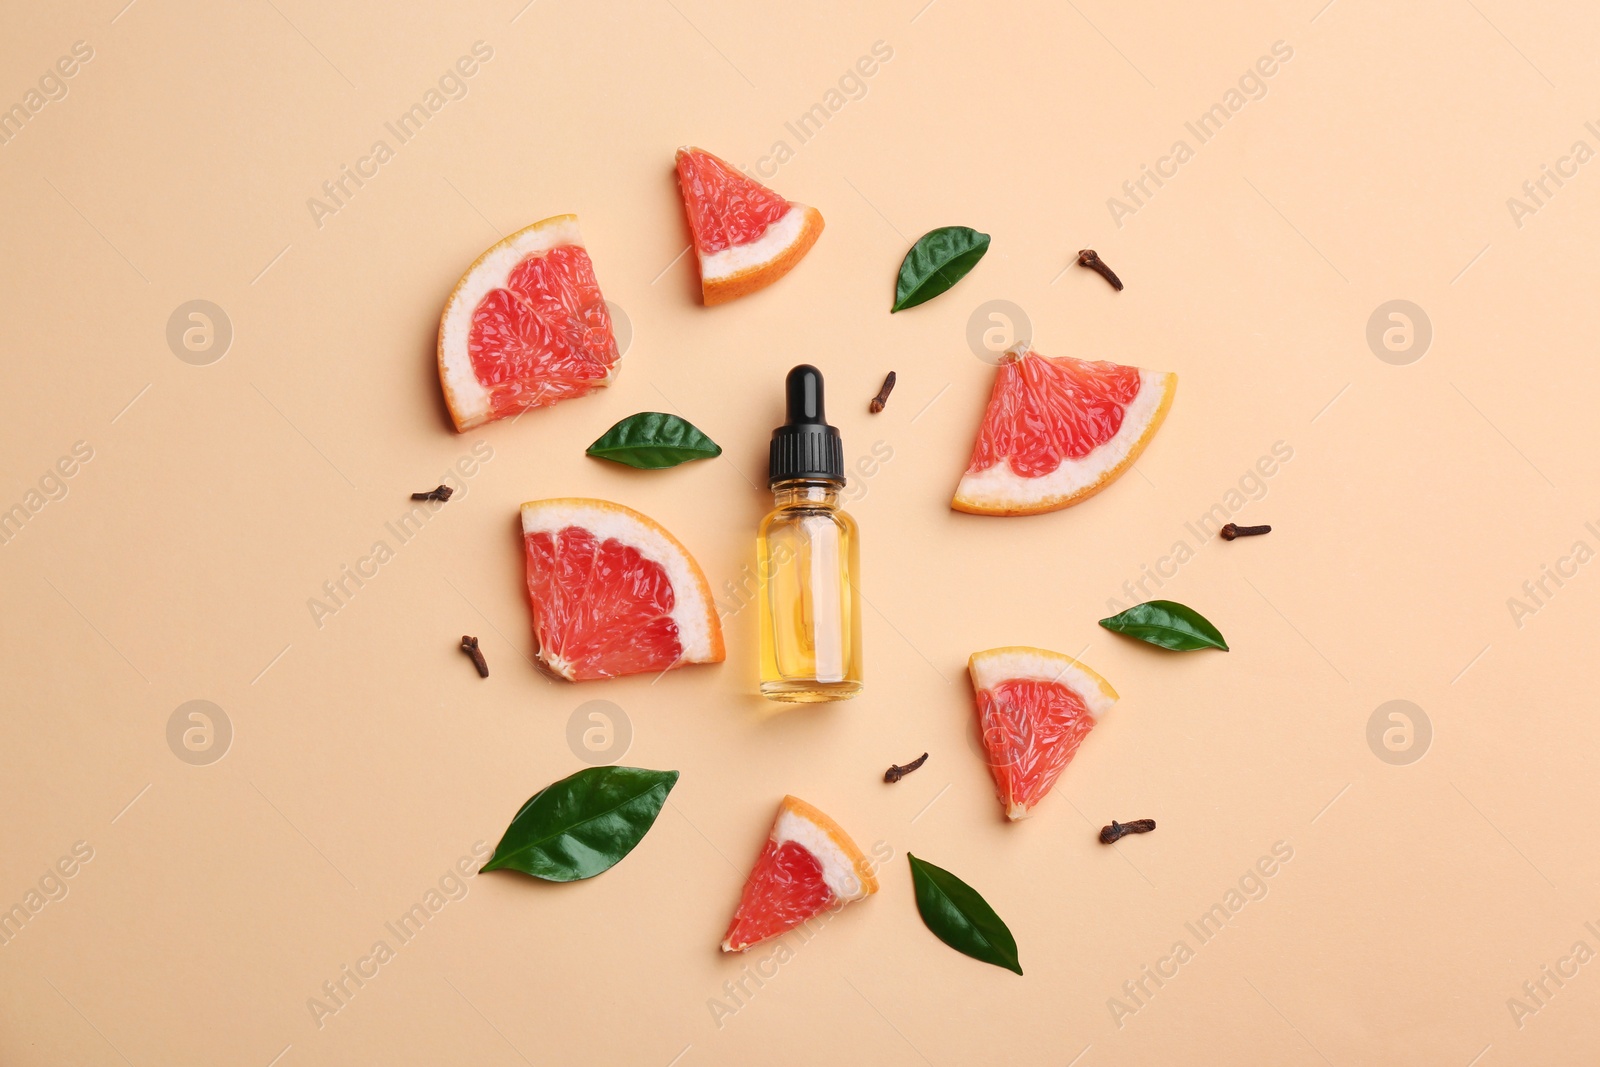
left=757, top=365, right=863, bottom=701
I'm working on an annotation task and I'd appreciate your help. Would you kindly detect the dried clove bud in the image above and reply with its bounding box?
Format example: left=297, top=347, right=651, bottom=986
left=1099, top=818, right=1156, bottom=844
left=460, top=635, right=488, bottom=677
left=883, top=752, right=929, bottom=783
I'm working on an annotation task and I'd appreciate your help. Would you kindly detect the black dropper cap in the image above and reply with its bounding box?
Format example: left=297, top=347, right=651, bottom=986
left=768, top=364, right=844, bottom=487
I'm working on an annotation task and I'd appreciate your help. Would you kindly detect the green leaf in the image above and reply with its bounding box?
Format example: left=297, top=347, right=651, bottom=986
left=585, top=412, right=722, bottom=470
left=907, top=854, right=1022, bottom=975
left=1098, top=599, right=1229, bottom=651
left=891, top=227, right=990, bottom=312
left=481, top=767, right=679, bottom=881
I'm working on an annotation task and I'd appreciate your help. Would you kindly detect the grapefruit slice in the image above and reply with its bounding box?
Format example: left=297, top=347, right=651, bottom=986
left=520, top=499, right=724, bottom=682
left=438, top=214, right=621, bottom=432
left=953, top=342, right=1176, bottom=515
left=721, top=795, right=878, bottom=952
left=675, top=147, right=824, bottom=306
left=969, top=646, right=1119, bottom=820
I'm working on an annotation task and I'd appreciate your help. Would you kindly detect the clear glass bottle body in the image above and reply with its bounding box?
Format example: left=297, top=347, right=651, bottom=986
left=756, top=479, right=863, bottom=701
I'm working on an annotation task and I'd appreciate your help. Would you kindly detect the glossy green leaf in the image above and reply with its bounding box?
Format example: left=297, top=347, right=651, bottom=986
left=1098, top=599, right=1229, bottom=651
left=907, top=853, right=1022, bottom=975
left=481, top=767, right=679, bottom=882
left=586, top=412, right=722, bottom=470
left=891, top=226, right=990, bottom=312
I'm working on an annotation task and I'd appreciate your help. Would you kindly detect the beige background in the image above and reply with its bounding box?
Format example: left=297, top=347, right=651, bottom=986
left=2, top=0, right=1598, bottom=1063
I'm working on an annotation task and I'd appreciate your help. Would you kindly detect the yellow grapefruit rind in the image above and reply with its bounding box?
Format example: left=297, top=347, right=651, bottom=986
left=720, top=794, right=877, bottom=953
left=699, top=204, right=824, bottom=306
left=968, top=646, right=1119, bottom=821
left=519, top=498, right=724, bottom=681
left=952, top=356, right=1178, bottom=516
left=437, top=214, right=619, bottom=433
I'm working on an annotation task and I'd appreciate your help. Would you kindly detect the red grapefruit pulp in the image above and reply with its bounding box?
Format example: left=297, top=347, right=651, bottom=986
left=520, top=499, right=723, bottom=682
left=953, top=344, right=1176, bottom=515
left=438, top=215, right=621, bottom=431
left=721, top=796, right=878, bottom=952
left=969, top=647, right=1119, bottom=820
left=674, top=147, right=824, bottom=305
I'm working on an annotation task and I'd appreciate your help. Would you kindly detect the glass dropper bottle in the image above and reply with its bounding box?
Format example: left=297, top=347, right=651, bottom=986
left=756, top=365, right=864, bottom=702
